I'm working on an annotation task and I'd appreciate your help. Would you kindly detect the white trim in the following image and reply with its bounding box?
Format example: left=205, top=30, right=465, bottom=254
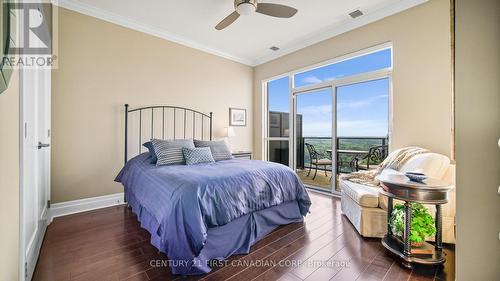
left=49, top=192, right=126, bottom=220
left=25, top=218, right=47, bottom=281
left=307, top=186, right=341, bottom=199
left=261, top=42, right=393, bottom=83
left=19, top=60, right=25, bottom=281
left=261, top=81, right=268, bottom=160
left=292, top=83, right=338, bottom=194
left=53, top=0, right=425, bottom=66
left=53, top=0, right=254, bottom=65
left=253, top=0, right=427, bottom=65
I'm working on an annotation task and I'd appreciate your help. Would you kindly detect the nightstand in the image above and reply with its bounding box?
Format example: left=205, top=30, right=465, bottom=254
left=232, top=151, right=253, bottom=160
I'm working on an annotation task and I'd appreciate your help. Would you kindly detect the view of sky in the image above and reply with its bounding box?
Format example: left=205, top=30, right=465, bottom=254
left=268, top=48, right=391, bottom=137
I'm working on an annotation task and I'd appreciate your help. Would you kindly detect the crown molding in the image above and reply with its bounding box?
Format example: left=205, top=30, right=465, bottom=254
left=53, top=0, right=427, bottom=67
left=53, top=0, right=255, bottom=66
left=253, top=0, right=428, bottom=65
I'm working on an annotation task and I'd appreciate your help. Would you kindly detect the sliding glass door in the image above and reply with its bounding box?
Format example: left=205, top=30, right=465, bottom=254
left=264, top=45, right=392, bottom=195
left=294, top=86, right=336, bottom=193
left=292, top=76, right=390, bottom=195
left=335, top=78, right=390, bottom=174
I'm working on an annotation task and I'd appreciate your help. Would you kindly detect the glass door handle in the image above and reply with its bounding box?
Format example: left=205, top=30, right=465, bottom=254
left=38, top=142, right=50, bottom=149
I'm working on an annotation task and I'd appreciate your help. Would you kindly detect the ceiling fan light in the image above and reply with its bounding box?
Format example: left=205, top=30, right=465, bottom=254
left=237, top=2, right=256, bottom=15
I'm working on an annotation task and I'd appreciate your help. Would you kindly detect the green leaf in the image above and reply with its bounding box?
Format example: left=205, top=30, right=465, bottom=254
left=389, top=202, right=436, bottom=243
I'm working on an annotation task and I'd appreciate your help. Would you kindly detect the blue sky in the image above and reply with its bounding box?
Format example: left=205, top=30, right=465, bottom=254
left=268, top=49, right=391, bottom=137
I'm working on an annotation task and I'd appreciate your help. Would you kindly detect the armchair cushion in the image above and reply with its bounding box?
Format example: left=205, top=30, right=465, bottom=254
left=312, top=159, right=333, bottom=165
left=340, top=180, right=381, bottom=208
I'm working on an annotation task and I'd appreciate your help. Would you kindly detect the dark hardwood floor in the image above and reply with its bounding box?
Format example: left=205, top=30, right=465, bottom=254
left=33, top=192, right=454, bottom=281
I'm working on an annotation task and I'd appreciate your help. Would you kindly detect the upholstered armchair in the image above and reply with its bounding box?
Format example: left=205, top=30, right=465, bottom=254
left=340, top=150, right=456, bottom=244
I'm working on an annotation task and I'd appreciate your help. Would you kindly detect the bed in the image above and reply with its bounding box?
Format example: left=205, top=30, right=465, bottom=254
left=115, top=105, right=311, bottom=275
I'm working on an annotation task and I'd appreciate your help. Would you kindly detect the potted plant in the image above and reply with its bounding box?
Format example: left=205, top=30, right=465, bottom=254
left=390, top=203, right=436, bottom=247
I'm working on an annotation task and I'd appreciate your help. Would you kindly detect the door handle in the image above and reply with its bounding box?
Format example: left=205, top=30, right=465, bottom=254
left=38, top=142, right=50, bottom=149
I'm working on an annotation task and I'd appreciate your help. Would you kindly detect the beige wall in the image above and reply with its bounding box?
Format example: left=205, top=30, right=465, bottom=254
left=0, top=69, right=20, bottom=281
left=51, top=8, right=253, bottom=203
left=253, top=0, right=452, bottom=159
left=455, top=0, right=500, bottom=279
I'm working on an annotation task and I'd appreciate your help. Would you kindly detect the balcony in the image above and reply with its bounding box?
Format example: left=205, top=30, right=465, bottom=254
left=296, top=136, right=388, bottom=192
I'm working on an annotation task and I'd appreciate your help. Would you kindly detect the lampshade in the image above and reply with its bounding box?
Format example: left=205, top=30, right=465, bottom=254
left=226, top=126, right=236, bottom=138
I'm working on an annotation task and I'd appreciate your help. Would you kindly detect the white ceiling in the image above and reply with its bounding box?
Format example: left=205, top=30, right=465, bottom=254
left=57, top=0, right=426, bottom=66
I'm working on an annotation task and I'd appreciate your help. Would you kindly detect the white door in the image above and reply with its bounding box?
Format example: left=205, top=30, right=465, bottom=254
left=293, top=85, right=338, bottom=194
left=21, top=66, right=51, bottom=281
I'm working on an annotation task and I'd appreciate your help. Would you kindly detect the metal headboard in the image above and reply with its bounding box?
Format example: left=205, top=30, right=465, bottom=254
left=124, top=104, right=213, bottom=164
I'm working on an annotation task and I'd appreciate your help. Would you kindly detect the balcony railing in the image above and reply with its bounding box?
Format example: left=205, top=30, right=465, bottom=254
left=299, top=136, right=388, bottom=173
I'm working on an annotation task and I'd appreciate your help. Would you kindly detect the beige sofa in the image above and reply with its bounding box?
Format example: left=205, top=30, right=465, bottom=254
left=340, top=151, right=456, bottom=244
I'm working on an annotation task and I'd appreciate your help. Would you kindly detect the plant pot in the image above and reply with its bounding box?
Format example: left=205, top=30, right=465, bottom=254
left=394, top=236, right=425, bottom=248
left=411, top=241, right=425, bottom=247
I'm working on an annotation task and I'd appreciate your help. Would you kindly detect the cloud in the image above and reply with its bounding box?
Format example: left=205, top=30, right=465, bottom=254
left=299, top=104, right=332, bottom=116
left=298, top=94, right=387, bottom=116
left=302, top=121, right=332, bottom=137
left=337, top=120, right=375, bottom=128
left=302, top=119, right=388, bottom=137
left=300, top=75, right=348, bottom=86
left=296, top=96, right=389, bottom=137
left=300, top=76, right=323, bottom=85
left=337, top=119, right=388, bottom=137
left=298, top=105, right=332, bottom=137
left=337, top=94, right=388, bottom=110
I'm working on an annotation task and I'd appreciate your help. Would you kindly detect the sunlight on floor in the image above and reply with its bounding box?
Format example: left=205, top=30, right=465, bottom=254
left=296, top=169, right=342, bottom=192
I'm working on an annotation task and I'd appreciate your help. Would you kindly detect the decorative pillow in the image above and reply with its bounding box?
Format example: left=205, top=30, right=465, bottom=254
left=194, top=139, right=233, bottom=161
left=142, top=141, right=157, bottom=164
left=152, top=139, right=195, bottom=166
left=182, top=147, right=215, bottom=165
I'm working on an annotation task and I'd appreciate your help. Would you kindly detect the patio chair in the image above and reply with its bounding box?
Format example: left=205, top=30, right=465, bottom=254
left=354, top=145, right=388, bottom=171
left=305, top=143, right=333, bottom=180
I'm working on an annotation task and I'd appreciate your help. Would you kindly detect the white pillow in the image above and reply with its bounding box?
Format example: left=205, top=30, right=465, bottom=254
left=398, top=153, right=450, bottom=179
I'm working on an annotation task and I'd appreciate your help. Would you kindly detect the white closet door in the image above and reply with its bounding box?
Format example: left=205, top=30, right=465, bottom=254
left=21, top=66, right=51, bottom=281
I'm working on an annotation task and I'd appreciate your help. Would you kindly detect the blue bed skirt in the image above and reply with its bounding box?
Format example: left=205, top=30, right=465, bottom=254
left=125, top=189, right=304, bottom=275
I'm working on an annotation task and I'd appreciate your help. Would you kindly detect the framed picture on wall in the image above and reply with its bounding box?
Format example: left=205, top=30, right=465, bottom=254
left=229, top=108, right=246, bottom=127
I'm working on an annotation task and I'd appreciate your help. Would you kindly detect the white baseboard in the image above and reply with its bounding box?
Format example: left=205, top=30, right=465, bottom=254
left=50, top=192, right=125, bottom=220
left=25, top=219, right=47, bottom=281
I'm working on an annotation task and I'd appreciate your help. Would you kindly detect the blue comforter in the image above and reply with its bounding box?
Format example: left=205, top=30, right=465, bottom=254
left=115, top=153, right=311, bottom=273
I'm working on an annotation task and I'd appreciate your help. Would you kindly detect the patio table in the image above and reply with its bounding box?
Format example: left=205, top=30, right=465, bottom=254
left=327, top=149, right=369, bottom=154
left=327, top=149, right=369, bottom=172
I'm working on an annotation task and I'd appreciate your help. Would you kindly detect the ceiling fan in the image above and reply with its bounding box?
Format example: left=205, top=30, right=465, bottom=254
left=215, top=0, right=298, bottom=30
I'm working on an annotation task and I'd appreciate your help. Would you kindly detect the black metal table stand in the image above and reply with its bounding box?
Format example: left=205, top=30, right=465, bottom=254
left=377, top=174, right=451, bottom=269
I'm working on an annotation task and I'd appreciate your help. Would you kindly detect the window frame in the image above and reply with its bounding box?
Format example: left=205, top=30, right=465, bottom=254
left=263, top=75, right=293, bottom=166
left=262, top=42, right=393, bottom=166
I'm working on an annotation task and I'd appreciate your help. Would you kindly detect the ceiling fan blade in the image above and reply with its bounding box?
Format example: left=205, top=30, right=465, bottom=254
left=215, top=11, right=240, bottom=30
left=256, top=3, right=298, bottom=18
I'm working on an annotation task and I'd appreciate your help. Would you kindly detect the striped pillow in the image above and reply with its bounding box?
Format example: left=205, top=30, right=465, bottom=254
left=182, top=147, right=215, bottom=165
left=142, top=141, right=158, bottom=164
left=152, top=139, right=195, bottom=166
left=194, top=139, right=233, bottom=161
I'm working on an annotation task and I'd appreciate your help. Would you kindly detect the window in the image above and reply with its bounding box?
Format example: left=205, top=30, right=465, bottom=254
left=294, top=48, right=392, bottom=88
left=267, top=76, right=290, bottom=138
left=264, top=44, right=392, bottom=185
left=337, top=78, right=390, bottom=137
left=265, top=76, right=290, bottom=166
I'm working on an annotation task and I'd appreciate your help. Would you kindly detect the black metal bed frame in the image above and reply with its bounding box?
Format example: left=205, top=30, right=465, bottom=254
left=124, top=104, right=213, bottom=164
